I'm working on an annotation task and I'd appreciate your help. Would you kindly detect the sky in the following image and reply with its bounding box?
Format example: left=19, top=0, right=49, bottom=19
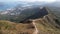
left=0, top=0, right=57, bottom=3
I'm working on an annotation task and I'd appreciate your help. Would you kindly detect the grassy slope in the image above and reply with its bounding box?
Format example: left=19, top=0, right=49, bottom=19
left=34, top=14, right=60, bottom=34
left=0, top=20, right=34, bottom=34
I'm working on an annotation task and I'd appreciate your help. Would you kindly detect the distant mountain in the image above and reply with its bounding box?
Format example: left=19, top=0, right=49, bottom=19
left=0, top=6, right=48, bottom=22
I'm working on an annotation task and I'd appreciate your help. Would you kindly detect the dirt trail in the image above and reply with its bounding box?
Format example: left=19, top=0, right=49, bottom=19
left=32, top=20, right=38, bottom=34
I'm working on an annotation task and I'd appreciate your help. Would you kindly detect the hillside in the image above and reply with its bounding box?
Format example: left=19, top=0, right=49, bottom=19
left=0, top=20, right=35, bottom=34
left=32, top=14, right=60, bottom=34
left=46, top=7, right=60, bottom=22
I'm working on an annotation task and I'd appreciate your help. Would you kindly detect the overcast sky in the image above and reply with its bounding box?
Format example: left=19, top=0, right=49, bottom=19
left=0, top=0, right=58, bottom=3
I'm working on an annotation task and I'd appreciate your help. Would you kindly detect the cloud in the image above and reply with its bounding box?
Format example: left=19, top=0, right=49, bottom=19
left=0, top=0, right=56, bottom=3
left=18, top=0, right=56, bottom=2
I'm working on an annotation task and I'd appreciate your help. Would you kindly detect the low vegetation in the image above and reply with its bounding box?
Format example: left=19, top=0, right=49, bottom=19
left=33, top=14, right=60, bottom=34
left=0, top=20, right=34, bottom=34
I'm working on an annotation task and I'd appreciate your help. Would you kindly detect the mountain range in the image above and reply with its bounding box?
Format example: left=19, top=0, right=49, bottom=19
left=0, top=1, right=60, bottom=34
left=0, top=6, right=60, bottom=34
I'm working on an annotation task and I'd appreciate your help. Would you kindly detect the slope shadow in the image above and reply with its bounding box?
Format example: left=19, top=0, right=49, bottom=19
left=20, top=7, right=48, bottom=23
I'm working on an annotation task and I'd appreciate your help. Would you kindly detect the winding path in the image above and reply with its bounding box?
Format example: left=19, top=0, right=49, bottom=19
left=32, top=20, right=38, bottom=34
